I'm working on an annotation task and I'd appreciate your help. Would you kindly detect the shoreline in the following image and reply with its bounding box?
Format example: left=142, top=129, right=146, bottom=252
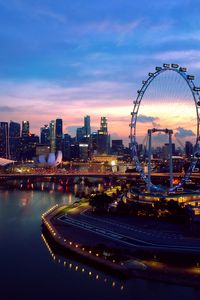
left=41, top=204, right=200, bottom=288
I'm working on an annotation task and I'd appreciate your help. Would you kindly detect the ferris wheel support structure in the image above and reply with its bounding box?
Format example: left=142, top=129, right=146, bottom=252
left=130, top=64, right=200, bottom=192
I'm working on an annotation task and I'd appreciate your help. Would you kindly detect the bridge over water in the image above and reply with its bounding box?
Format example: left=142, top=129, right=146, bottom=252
left=0, top=172, right=199, bottom=184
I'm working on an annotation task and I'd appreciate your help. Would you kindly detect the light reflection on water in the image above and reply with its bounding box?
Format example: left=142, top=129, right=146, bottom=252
left=41, top=233, right=125, bottom=292
left=0, top=189, right=200, bottom=300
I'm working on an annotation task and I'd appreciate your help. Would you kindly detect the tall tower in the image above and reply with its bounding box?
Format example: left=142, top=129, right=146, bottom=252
left=22, top=121, right=29, bottom=137
left=0, top=122, right=9, bottom=158
left=97, top=117, right=110, bottom=154
left=40, top=125, right=50, bottom=145
left=9, top=121, right=20, bottom=160
left=49, top=120, right=56, bottom=153
left=100, top=117, right=108, bottom=133
left=84, top=115, right=91, bottom=137
left=56, top=118, right=63, bottom=151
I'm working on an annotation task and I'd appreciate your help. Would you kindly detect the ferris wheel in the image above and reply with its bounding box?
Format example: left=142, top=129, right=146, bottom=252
left=130, top=63, right=200, bottom=192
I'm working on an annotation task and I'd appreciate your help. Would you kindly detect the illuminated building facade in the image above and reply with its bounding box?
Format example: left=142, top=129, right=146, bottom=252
left=22, top=121, right=29, bottom=137
left=79, top=143, right=89, bottom=161
left=20, top=134, right=39, bottom=160
left=62, top=134, right=71, bottom=161
left=111, top=140, right=124, bottom=155
left=97, top=117, right=110, bottom=154
left=9, top=121, right=20, bottom=160
left=185, top=141, right=193, bottom=158
left=56, top=118, right=63, bottom=151
left=0, top=122, right=9, bottom=158
left=40, top=125, right=50, bottom=145
left=84, top=115, right=91, bottom=137
left=49, top=120, right=56, bottom=153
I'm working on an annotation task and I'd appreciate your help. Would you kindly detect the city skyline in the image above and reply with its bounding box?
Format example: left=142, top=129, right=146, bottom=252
left=0, top=0, right=200, bottom=145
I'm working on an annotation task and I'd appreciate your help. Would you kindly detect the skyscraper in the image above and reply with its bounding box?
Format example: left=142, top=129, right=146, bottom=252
left=97, top=117, right=110, bottom=154
left=100, top=117, right=107, bottom=133
left=40, top=125, right=50, bottom=145
left=111, top=140, right=124, bottom=155
left=56, top=118, right=63, bottom=151
left=49, top=120, right=56, bottom=153
left=22, top=121, right=29, bottom=137
left=84, top=115, right=91, bottom=137
left=0, top=122, right=9, bottom=158
left=20, top=134, right=39, bottom=161
left=62, top=134, right=71, bottom=160
left=76, top=127, right=86, bottom=142
left=185, top=141, right=193, bottom=158
left=9, top=121, right=20, bottom=160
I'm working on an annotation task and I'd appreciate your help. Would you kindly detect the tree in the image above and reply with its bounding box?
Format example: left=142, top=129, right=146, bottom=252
left=89, top=193, right=113, bottom=212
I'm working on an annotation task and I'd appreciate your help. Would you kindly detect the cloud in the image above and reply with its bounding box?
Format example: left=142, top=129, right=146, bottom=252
left=153, top=50, right=200, bottom=61
left=152, top=133, right=168, bottom=144
left=137, top=114, right=159, bottom=123
left=152, top=121, right=160, bottom=128
left=33, top=8, right=66, bottom=24
left=66, top=126, right=80, bottom=136
left=0, top=106, right=17, bottom=112
left=79, top=20, right=141, bottom=35
left=0, top=79, right=132, bottom=144
left=175, top=127, right=195, bottom=138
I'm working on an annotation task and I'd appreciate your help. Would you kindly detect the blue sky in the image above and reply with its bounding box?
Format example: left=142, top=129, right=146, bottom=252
left=0, top=0, right=200, bottom=144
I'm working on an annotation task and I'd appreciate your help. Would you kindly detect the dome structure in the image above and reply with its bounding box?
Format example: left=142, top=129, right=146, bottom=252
left=38, top=151, right=62, bottom=167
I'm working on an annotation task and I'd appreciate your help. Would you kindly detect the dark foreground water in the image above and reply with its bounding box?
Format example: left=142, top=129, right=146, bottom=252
left=1, top=190, right=200, bottom=300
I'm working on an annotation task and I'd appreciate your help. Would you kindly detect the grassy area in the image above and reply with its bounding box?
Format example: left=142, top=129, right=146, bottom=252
left=61, top=199, right=89, bottom=214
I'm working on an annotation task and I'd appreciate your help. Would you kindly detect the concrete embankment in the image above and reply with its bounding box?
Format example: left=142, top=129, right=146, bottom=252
left=41, top=205, right=200, bottom=287
left=42, top=205, right=131, bottom=277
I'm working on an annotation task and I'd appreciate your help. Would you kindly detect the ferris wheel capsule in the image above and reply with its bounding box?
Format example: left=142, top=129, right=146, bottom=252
left=193, top=87, right=200, bottom=92
left=171, top=64, right=179, bottom=68
left=155, top=66, right=162, bottom=71
left=187, top=75, right=195, bottom=80
left=179, top=67, right=187, bottom=72
left=163, top=63, right=170, bottom=68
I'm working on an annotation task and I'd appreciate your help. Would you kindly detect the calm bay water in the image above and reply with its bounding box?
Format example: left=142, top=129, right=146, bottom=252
left=0, top=189, right=200, bottom=300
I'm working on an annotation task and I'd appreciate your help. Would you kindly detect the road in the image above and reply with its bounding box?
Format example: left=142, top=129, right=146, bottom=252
left=0, top=172, right=199, bottom=179
left=56, top=207, right=200, bottom=253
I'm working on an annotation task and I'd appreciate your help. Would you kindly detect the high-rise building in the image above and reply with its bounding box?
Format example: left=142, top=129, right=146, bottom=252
left=97, top=117, right=110, bottom=154
left=62, top=134, right=71, bottom=161
left=76, top=127, right=86, bottom=143
left=40, top=125, right=50, bottom=145
left=22, top=121, right=29, bottom=137
left=9, top=121, right=20, bottom=160
left=56, top=118, right=63, bottom=151
left=20, top=134, right=39, bottom=160
left=100, top=117, right=107, bottom=133
left=0, top=122, right=9, bottom=158
left=185, top=141, right=193, bottom=158
left=91, top=132, right=98, bottom=154
left=84, top=115, right=91, bottom=137
left=111, top=140, right=124, bottom=155
left=49, top=120, right=56, bottom=153
left=79, top=143, right=89, bottom=161
left=163, top=143, right=176, bottom=159
left=70, top=143, right=79, bottom=160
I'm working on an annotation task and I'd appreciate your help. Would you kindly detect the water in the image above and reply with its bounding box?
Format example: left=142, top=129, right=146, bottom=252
left=0, top=189, right=200, bottom=300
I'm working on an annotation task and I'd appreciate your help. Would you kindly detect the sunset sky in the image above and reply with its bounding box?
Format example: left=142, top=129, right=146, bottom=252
left=0, top=0, right=200, bottom=145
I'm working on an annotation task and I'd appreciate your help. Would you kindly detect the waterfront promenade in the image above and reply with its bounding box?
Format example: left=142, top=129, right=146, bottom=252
left=42, top=202, right=200, bottom=286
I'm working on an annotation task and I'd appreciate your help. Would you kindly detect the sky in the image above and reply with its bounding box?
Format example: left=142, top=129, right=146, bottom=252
left=0, top=0, right=200, bottom=146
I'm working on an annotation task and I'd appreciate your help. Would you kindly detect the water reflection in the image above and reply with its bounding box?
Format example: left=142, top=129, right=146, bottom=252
left=1, top=189, right=200, bottom=300
left=1, top=178, right=106, bottom=195
left=41, top=233, right=125, bottom=292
